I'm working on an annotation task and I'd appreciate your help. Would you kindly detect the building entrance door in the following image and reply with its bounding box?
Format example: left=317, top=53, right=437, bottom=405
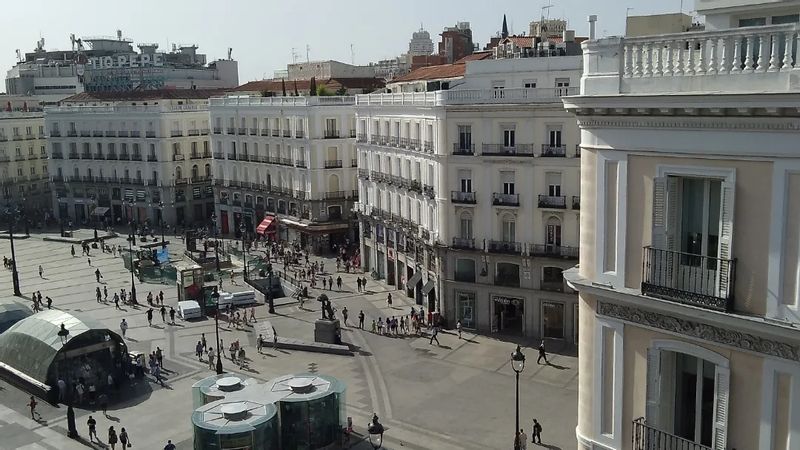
left=493, top=296, right=524, bottom=334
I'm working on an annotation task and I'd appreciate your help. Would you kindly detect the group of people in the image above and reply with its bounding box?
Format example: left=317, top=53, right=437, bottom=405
left=87, top=420, right=131, bottom=450
left=514, top=419, right=544, bottom=449
left=29, top=290, right=52, bottom=312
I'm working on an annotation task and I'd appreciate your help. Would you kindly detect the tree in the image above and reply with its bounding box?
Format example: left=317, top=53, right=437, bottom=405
left=309, top=77, right=317, bottom=96
left=281, top=78, right=287, bottom=96
left=317, top=86, right=331, bottom=96
left=335, top=86, right=348, bottom=96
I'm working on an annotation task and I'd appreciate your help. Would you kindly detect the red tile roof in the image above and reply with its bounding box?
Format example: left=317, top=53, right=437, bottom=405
left=235, top=77, right=384, bottom=94
left=393, top=52, right=491, bottom=83
left=62, top=89, right=230, bottom=102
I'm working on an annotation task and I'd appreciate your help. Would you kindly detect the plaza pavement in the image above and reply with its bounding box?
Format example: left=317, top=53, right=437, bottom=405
left=0, top=229, right=577, bottom=450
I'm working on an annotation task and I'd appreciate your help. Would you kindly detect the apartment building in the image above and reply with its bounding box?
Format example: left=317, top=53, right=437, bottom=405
left=563, top=1, right=800, bottom=449
left=209, top=95, right=358, bottom=250
left=46, top=90, right=223, bottom=228
left=356, top=55, right=582, bottom=341
left=0, top=96, right=50, bottom=221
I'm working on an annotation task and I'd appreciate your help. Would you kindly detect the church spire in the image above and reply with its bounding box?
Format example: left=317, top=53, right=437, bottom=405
left=501, top=14, right=509, bottom=39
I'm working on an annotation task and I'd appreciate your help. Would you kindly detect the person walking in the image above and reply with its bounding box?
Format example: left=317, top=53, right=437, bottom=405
left=38, top=265, right=43, bottom=278
left=341, top=307, right=349, bottom=326
left=27, top=395, right=38, bottom=419
left=429, top=324, right=440, bottom=346
left=358, top=310, right=365, bottom=329
left=107, top=426, right=118, bottom=450
left=164, top=440, right=176, bottom=450
left=160, top=305, right=166, bottom=323
left=87, top=415, right=98, bottom=442
left=250, top=307, right=256, bottom=323
left=201, top=333, right=207, bottom=351
left=532, top=419, right=542, bottom=444
left=96, top=287, right=102, bottom=303
left=519, top=428, right=528, bottom=450
left=195, top=341, right=204, bottom=361
left=514, top=430, right=521, bottom=450
left=456, top=320, right=463, bottom=339
left=103, top=286, right=108, bottom=302
left=71, top=245, right=76, bottom=257
left=336, top=276, right=342, bottom=291
left=95, top=268, right=102, bottom=283
left=272, top=326, right=278, bottom=350
left=87, top=257, right=92, bottom=267
left=114, top=294, right=120, bottom=310
left=207, top=347, right=216, bottom=370
left=257, top=334, right=264, bottom=353
left=537, top=341, right=549, bottom=365
left=322, top=278, right=327, bottom=290
left=169, top=307, right=176, bottom=324
left=120, top=319, right=128, bottom=339
left=146, top=309, right=153, bottom=326
left=387, top=293, right=392, bottom=307
left=119, top=428, right=131, bottom=448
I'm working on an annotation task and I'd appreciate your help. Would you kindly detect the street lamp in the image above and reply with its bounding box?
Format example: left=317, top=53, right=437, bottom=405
left=90, top=197, right=98, bottom=241
left=158, top=201, right=165, bottom=248
left=3, top=204, right=22, bottom=296
left=511, top=345, right=526, bottom=438
left=211, top=215, right=221, bottom=272
left=239, top=224, right=247, bottom=282
left=127, top=224, right=137, bottom=304
left=211, top=288, right=223, bottom=375
left=266, top=267, right=275, bottom=314
left=367, top=414, right=384, bottom=449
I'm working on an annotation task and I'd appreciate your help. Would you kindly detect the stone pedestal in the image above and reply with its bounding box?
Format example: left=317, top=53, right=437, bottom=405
left=314, top=319, right=341, bottom=345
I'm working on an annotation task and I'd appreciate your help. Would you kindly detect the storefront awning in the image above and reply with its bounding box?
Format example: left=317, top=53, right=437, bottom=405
left=408, top=271, right=422, bottom=286
left=256, top=216, right=276, bottom=234
left=91, top=207, right=110, bottom=216
left=422, top=279, right=436, bottom=295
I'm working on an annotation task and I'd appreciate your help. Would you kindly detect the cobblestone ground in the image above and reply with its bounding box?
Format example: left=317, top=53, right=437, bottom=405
left=0, top=229, right=577, bottom=450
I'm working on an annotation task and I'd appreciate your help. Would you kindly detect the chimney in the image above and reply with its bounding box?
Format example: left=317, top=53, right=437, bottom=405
left=588, top=15, right=597, bottom=40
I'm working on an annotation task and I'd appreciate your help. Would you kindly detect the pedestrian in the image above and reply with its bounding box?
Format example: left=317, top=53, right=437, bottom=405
left=358, top=310, right=365, bottom=329
left=38, top=265, right=43, bottom=278
left=120, top=319, right=128, bottom=339
left=208, top=347, right=215, bottom=370
left=429, top=324, right=440, bottom=346
left=387, top=293, right=392, bottom=307
left=456, top=320, right=462, bottom=339
left=153, top=363, right=164, bottom=386
left=201, top=333, right=207, bottom=351
left=519, top=428, right=528, bottom=450
left=95, top=268, right=102, bottom=283
left=159, top=290, right=164, bottom=305
left=46, top=296, right=52, bottom=309
left=164, top=440, right=176, bottom=450
left=514, top=430, right=521, bottom=450
left=71, top=245, right=76, bottom=257
left=250, top=307, right=256, bottom=323
left=119, top=427, right=131, bottom=448
left=195, top=341, right=204, bottom=361
left=532, top=419, right=542, bottom=444
left=257, top=334, right=264, bottom=353
left=272, top=326, right=278, bottom=350
left=322, top=278, right=327, bottom=290
left=87, top=257, right=91, bottom=267
left=341, top=307, right=348, bottom=325
left=115, top=295, right=120, bottom=310
left=169, top=307, right=176, bottom=324
left=336, top=276, right=342, bottom=291
left=37, top=291, right=42, bottom=306
left=160, top=305, right=166, bottom=323
left=537, top=341, right=549, bottom=365
left=27, top=395, right=38, bottom=419
left=104, top=286, right=108, bottom=301
left=108, top=425, right=118, bottom=450
left=156, top=347, right=164, bottom=368
left=356, top=278, right=361, bottom=292
left=87, top=415, right=97, bottom=441
left=57, top=377, right=66, bottom=402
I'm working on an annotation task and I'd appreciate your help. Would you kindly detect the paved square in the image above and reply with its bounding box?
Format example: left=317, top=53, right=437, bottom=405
left=0, top=229, right=577, bottom=449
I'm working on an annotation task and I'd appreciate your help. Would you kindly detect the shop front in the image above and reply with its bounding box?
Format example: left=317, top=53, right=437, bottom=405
left=491, top=294, right=525, bottom=335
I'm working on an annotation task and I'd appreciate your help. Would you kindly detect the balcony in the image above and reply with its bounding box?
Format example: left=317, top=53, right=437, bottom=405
left=541, top=145, right=566, bottom=157
left=482, top=144, right=535, bottom=157
left=324, top=160, right=342, bottom=169
left=227, top=127, right=236, bottom=134
left=294, top=190, right=307, bottom=200
left=357, top=169, right=369, bottom=179
left=237, top=153, right=249, bottom=161
left=146, top=131, right=157, bottom=138
left=389, top=136, right=400, bottom=147
left=67, top=130, right=77, bottom=137
left=351, top=189, right=359, bottom=199
left=79, top=131, right=90, bottom=137
left=409, top=180, right=422, bottom=194
left=80, top=152, right=91, bottom=159
left=106, top=153, right=118, bottom=160
left=295, top=160, right=307, bottom=168
left=632, top=418, right=711, bottom=450
left=131, top=153, right=142, bottom=161
left=582, top=24, right=800, bottom=98
left=173, top=154, right=185, bottom=161
left=191, top=176, right=210, bottom=183
left=175, top=178, right=188, bottom=185
left=351, top=158, right=358, bottom=168
left=213, top=152, right=223, bottom=159
left=451, top=237, right=475, bottom=250
left=147, top=179, right=159, bottom=186
left=423, top=140, right=433, bottom=152
left=641, top=246, right=736, bottom=312
left=356, top=133, right=367, bottom=143
left=51, top=152, right=63, bottom=159
left=201, top=128, right=210, bottom=135
left=488, top=240, right=522, bottom=254
left=190, top=152, right=203, bottom=160
left=130, top=131, right=141, bottom=138
left=278, top=157, right=293, bottom=166
left=530, top=244, right=579, bottom=260
left=68, top=152, right=79, bottom=159
left=572, top=196, right=580, bottom=210
left=349, top=129, right=357, bottom=138
left=409, top=138, right=420, bottom=149
left=575, top=144, right=581, bottom=157
left=272, top=130, right=280, bottom=137
left=118, top=131, right=129, bottom=137
left=538, top=195, right=567, bottom=209
left=188, top=129, right=199, bottom=136
left=323, top=191, right=346, bottom=200
left=119, top=153, right=131, bottom=161
left=93, top=153, right=104, bottom=160
left=492, top=193, right=520, bottom=207
left=451, top=191, right=476, bottom=204
left=226, top=153, right=236, bottom=160
left=283, top=130, right=291, bottom=138
left=238, top=127, right=247, bottom=135
left=213, top=127, right=222, bottom=134
left=261, top=129, right=270, bottom=136
left=171, top=130, right=183, bottom=137
left=423, top=185, right=435, bottom=199
left=249, top=128, right=258, bottom=135
left=452, top=143, right=475, bottom=155
left=49, top=130, right=61, bottom=137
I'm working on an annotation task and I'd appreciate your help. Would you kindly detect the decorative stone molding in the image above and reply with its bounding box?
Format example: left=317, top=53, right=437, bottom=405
left=598, top=302, right=800, bottom=361
left=575, top=117, right=800, bottom=132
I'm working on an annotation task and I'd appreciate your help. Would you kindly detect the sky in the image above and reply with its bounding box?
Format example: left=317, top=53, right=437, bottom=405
left=0, top=0, right=690, bottom=85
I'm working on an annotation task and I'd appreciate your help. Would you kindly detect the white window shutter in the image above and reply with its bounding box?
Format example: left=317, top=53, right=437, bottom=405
left=717, top=181, right=735, bottom=301
left=646, top=347, right=662, bottom=428
left=712, top=365, right=730, bottom=450
left=665, top=177, right=681, bottom=252
left=651, top=177, right=667, bottom=249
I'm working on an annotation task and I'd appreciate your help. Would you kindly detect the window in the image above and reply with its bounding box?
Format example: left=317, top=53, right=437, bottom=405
left=546, top=217, right=562, bottom=246
left=542, top=302, right=565, bottom=338
left=738, top=17, right=767, bottom=27
left=460, top=214, right=473, bottom=239
left=492, top=80, right=505, bottom=98
left=495, top=262, right=520, bottom=287
left=555, top=78, right=570, bottom=96
left=548, top=128, right=562, bottom=147
left=456, top=292, right=475, bottom=328
left=457, top=125, right=472, bottom=150
left=542, top=267, right=564, bottom=292
left=523, top=79, right=537, bottom=89
left=503, top=129, right=515, bottom=148
left=454, top=259, right=476, bottom=283
left=501, top=171, right=515, bottom=195
left=458, top=169, right=472, bottom=192
left=546, top=172, right=562, bottom=196
left=502, top=216, right=516, bottom=242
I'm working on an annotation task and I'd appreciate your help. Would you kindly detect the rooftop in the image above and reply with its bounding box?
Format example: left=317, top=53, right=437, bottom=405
left=61, top=88, right=229, bottom=102
left=210, top=95, right=356, bottom=108
left=356, top=86, right=578, bottom=107
left=235, top=77, right=384, bottom=95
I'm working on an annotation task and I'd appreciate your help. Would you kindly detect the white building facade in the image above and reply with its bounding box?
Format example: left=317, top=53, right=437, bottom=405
left=564, top=1, right=800, bottom=449
left=46, top=91, right=219, bottom=228
left=209, top=96, right=358, bottom=250
left=356, top=56, right=583, bottom=341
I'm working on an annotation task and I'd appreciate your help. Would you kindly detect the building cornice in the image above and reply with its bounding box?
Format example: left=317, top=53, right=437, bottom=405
left=574, top=115, right=800, bottom=133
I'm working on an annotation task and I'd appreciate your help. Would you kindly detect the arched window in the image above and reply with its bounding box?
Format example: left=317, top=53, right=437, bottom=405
left=204, top=164, right=211, bottom=177
left=546, top=216, right=562, bottom=247
left=501, top=213, right=516, bottom=242
left=459, top=212, right=472, bottom=240
left=175, top=166, right=182, bottom=179
left=191, top=164, right=199, bottom=180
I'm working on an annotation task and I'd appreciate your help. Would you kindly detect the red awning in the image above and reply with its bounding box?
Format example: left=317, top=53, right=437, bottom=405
left=256, top=216, right=276, bottom=234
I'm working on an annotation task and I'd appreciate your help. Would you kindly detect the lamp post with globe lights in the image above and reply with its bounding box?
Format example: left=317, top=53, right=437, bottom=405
left=367, top=413, right=384, bottom=449
left=211, top=288, right=223, bottom=374
left=511, top=345, right=526, bottom=437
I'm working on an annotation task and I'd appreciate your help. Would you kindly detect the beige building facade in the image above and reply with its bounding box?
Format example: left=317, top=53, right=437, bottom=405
left=564, top=1, right=800, bottom=449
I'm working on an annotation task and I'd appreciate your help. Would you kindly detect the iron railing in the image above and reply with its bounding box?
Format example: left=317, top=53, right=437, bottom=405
left=451, top=191, right=476, bottom=204
left=641, top=246, right=736, bottom=312
left=488, top=240, right=522, bottom=254
left=492, top=193, right=519, bottom=206
left=632, top=418, right=711, bottom=450
left=452, top=143, right=475, bottom=155
left=452, top=237, right=475, bottom=250
left=538, top=195, right=567, bottom=208
left=530, top=244, right=579, bottom=260
left=541, top=145, right=567, bottom=157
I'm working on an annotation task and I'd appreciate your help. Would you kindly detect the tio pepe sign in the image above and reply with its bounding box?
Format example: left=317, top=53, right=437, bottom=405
left=89, top=53, right=165, bottom=69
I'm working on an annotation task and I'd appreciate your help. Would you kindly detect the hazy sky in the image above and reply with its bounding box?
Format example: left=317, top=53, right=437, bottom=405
left=0, top=0, right=690, bottom=84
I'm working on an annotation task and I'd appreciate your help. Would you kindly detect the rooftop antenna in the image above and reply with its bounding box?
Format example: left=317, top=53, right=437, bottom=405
left=228, top=47, right=232, bottom=60
left=306, top=44, right=310, bottom=62
left=350, top=44, right=355, bottom=65
left=70, top=33, right=76, bottom=51
left=291, top=47, right=299, bottom=64
left=15, top=49, right=21, bottom=62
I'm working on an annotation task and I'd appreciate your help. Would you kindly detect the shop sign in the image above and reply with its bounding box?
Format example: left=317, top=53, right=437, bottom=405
left=493, top=295, right=523, bottom=306
left=89, top=53, right=165, bottom=69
